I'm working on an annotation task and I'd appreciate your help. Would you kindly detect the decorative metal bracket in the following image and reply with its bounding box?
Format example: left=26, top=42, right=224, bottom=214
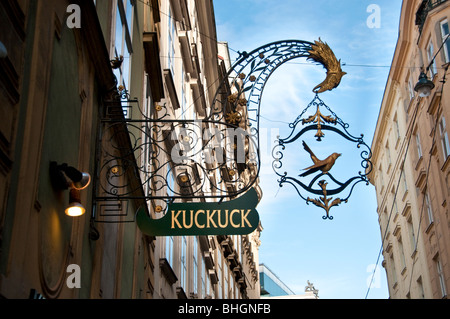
left=93, top=38, right=368, bottom=222
left=306, top=180, right=343, bottom=220
left=272, top=94, right=373, bottom=219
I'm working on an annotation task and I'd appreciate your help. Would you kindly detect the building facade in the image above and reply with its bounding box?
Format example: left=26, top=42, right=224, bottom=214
left=0, top=0, right=156, bottom=299
left=0, top=0, right=262, bottom=299
left=259, top=264, right=295, bottom=297
left=259, top=264, right=318, bottom=299
left=369, top=0, right=450, bottom=299
left=146, top=0, right=262, bottom=299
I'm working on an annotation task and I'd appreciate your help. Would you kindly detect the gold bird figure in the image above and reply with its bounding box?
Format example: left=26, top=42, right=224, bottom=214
left=307, top=38, right=347, bottom=94
left=300, top=141, right=341, bottom=177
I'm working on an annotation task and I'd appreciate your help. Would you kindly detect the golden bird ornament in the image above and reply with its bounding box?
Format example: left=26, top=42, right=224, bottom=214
left=300, top=141, right=341, bottom=177
left=307, top=38, right=347, bottom=94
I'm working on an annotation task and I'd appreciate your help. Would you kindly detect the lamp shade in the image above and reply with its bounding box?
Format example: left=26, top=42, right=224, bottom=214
left=72, top=172, right=91, bottom=190
left=61, top=165, right=91, bottom=190
left=65, top=202, right=86, bottom=217
left=65, top=189, right=86, bottom=217
left=50, top=162, right=91, bottom=190
left=414, top=72, right=435, bottom=97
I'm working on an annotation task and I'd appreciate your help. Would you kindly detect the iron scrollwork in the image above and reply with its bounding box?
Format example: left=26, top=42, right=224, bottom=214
left=272, top=94, right=373, bottom=219
left=94, top=38, right=371, bottom=221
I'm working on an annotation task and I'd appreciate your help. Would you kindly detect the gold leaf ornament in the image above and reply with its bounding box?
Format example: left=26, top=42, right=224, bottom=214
left=307, top=38, right=347, bottom=94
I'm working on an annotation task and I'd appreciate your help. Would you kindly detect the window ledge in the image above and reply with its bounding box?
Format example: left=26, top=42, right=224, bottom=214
left=415, top=156, right=423, bottom=171
left=425, top=221, right=434, bottom=234
left=441, top=155, right=450, bottom=172
left=160, top=258, right=178, bottom=285
left=401, top=266, right=407, bottom=276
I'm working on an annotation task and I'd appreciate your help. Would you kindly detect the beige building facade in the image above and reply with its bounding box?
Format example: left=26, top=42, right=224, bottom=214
left=148, top=0, right=262, bottom=299
left=369, top=0, right=450, bottom=299
left=0, top=0, right=154, bottom=299
left=0, top=0, right=262, bottom=299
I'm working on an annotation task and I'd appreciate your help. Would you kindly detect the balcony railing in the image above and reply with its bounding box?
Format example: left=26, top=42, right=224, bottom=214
left=430, top=0, right=448, bottom=8
left=416, top=0, right=449, bottom=33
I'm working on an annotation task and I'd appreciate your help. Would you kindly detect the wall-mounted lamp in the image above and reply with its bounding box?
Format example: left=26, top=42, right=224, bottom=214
left=50, top=162, right=91, bottom=190
left=50, top=162, right=91, bottom=217
left=414, top=71, right=435, bottom=97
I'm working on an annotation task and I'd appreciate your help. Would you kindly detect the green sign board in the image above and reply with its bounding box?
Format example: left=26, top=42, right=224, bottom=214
left=136, top=188, right=260, bottom=236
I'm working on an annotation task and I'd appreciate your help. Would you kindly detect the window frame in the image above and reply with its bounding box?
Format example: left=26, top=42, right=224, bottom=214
left=168, top=6, right=176, bottom=76
left=113, top=0, right=134, bottom=91
left=439, top=116, right=450, bottom=160
left=436, top=258, right=448, bottom=298
left=165, top=236, right=174, bottom=266
left=440, top=19, right=450, bottom=63
left=425, top=191, right=434, bottom=225
left=427, top=39, right=437, bottom=77
left=180, top=236, right=187, bottom=289
left=415, top=130, right=423, bottom=160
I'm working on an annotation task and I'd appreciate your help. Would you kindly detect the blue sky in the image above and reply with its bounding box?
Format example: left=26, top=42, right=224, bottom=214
left=213, top=1, right=403, bottom=299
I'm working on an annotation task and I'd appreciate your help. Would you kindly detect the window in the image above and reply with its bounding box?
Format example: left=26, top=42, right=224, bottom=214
left=168, top=6, right=176, bottom=75
left=224, top=271, right=229, bottom=299
left=165, top=236, right=174, bottom=266
left=124, top=0, right=133, bottom=33
left=401, top=169, right=408, bottom=192
left=403, top=98, right=410, bottom=122
left=427, top=40, right=437, bottom=77
left=180, top=236, right=187, bottom=289
left=425, top=192, right=434, bottom=225
left=435, top=257, right=447, bottom=298
left=440, top=20, right=450, bottom=63
left=167, top=169, right=175, bottom=197
left=394, top=115, right=401, bottom=145
left=439, top=116, right=450, bottom=159
left=114, top=6, right=123, bottom=66
left=385, top=142, right=392, bottom=170
left=201, top=260, right=206, bottom=298
left=181, top=67, right=187, bottom=119
left=389, top=253, right=397, bottom=286
left=408, top=77, right=415, bottom=101
left=407, top=217, right=416, bottom=254
left=113, top=0, right=134, bottom=90
left=204, top=262, right=211, bottom=297
left=217, top=252, right=223, bottom=298
left=378, top=165, right=385, bottom=195
left=192, top=237, right=198, bottom=295
left=416, top=131, right=423, bottom=159
left=113, top=0, right=134, bottom=119
left=397, top=236, right=406, bottom=272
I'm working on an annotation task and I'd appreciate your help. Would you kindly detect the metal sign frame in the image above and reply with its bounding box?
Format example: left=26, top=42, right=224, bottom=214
left=92, top=38, right=371, bottom=226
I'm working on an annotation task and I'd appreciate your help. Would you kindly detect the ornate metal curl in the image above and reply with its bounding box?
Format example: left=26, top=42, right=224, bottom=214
left=94, top=39, right=354, bottom=221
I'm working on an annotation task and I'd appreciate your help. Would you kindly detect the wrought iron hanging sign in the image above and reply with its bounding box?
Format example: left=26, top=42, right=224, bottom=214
left=272, top=93, right=373, bottom=220
left=94, top=38, right=372, bottom=234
